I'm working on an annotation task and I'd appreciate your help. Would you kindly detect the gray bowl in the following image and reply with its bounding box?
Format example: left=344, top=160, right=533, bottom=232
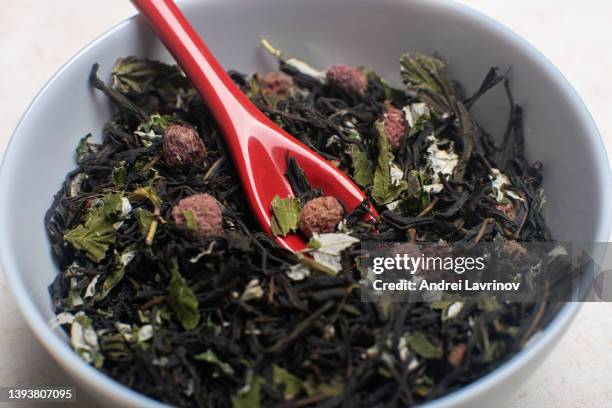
left=0, top=0, right=610, bottom=407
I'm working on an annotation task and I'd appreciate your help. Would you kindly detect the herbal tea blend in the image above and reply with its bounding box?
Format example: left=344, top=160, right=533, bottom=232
left=46, top=40, right=562, bottom=407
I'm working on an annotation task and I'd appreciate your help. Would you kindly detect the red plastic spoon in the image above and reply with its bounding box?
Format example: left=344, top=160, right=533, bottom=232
left=132, top=0, right=378, bottom=251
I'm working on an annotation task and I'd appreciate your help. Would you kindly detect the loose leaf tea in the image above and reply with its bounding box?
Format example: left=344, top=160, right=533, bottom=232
left=46, top=41, right=561, bottom=407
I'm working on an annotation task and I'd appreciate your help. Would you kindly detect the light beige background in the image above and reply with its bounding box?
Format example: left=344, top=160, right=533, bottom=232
left=1, top=1, right=611, bottom=407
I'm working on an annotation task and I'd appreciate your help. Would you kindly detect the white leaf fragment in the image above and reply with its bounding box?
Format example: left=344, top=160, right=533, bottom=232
left=241, top=279, right=264, bottom=302
left=49, top=312, right=75, bottom=329
left=398, top=336, right=410, bottom=362
left=69, top=173, right=89, bottom=197
left=115, top=322, right=154, bottom=344
left=120, top=197, right=132, bottom=218
left=390, top=163, right=404, bottom=186
left=309, top=232, right=360, bottom=273
left=285, top=57, right=327, bottom=82
left=422, top=134, right=459, bottom=194
left=286, top=264, right=311, bottom=281
left=547, top=245, right=568, bottom=261
left=137, top=325, right=154, bottom=342
left=68, top=277, right=83, bottom=307
left=70, top=312, right=103, bottom=367
left=403, top=103, right=430, bottom=128
left=446, top=302, right=463, bottom=319
left=489, top=168, right=524, bottom=203
left=120, top=249, right=137, bottom=267
left=84, top=275, right=101, bottom=298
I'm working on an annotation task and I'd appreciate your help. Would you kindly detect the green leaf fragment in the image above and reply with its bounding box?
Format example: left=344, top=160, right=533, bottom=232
left=75, top=133, right=99, bottom=164
left=270, top=195, right=301, bottom=237
left=64, top=210, right=116, bottom=263
left=304, top=377, right=343, bottom=398
left=182, top=210, right=198, bottom=231
left=273, top=365, right=302, bottom=400
left=133, top=186, right=161, bottom=209
left=112, top=161, right=128, bottom=187
left=103, top=192, right=124, bottom=219
left=94, top=249, right=135, bottom=302
left=372, top=121, right=408, bottom=204
left=169, top=261, right=200, bottom=331
left=350, top=145, right=373, bottom=187
left=405, top=332, right=442, bottom=359
left=306, top=238, right=321, bottom=250
left=232, top=375, right=265, bottom=408
left=133, top=186, right=161, bottom=245
left=413, top=375, right=434, bottom=397
left=195, top=349, right=234, bottom=375
left=135, top=208, right=153, bottom=238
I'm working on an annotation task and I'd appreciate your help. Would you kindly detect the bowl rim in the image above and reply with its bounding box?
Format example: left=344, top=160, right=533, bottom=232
left=0, top=0, right=610, bottom=407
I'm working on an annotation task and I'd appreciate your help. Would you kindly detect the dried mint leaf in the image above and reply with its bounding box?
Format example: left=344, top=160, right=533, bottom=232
left=270, top=195, right=301, bottom=237
left=372, top=120, right=408, bottom=204
left=405, top=332, right=442, bottom=359
left=195, top=350, right=234, bottom=375
left=273, top=365, right=302, bottom=400
left=169, top=261, right=200, bottom=331
left=64, top=209, right=116, bottom=263
left=232, top=375, right=265, bottom=408
left=350, top=145, right=374, bottom=187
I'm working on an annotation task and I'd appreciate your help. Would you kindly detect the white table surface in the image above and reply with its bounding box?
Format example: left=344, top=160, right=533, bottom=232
left=1, top=1, right=611, bottom=407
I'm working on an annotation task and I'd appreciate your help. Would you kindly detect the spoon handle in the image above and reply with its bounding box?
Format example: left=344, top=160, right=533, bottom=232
left=131, top=0, right=267, bottom=137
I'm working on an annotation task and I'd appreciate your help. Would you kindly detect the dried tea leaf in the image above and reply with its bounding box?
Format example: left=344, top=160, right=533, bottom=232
left=261, top=38, right=326, bottom=83
left=111, top=57, right=184, bottom=95
left=94, top=248, right=136, bottom=302
left=270, top=195, right=301, bottom=237
left=195, top=349, right=234, bottom=375
left=372, top=121, right=408, bottom=204
left=350, top=145, right=373, bottom=187
left=273, top=365, right=302, bottom=400
left=169, top=260, right=200, bottom=331
left=64, top=209, right=116, bottom=263
left=405, top=332, right=442, bottom=359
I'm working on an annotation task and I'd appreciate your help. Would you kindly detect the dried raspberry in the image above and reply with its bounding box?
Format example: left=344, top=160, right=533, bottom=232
left=448, top=343, right=466, bottom=367
left=382, top=101, right=406, bottom=151
left=259, top=72, right=293, bottom=100
left=162, top=123, right=206, bottom=167
left=326, top=64, right=367, bottom=96
left=496, top=202, right=517, bottom=222
left=299, top=196, right=344, bottom=238
left=504, top=240, right=527, bottom=260
left=171, top=193, right=223, bottom=237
